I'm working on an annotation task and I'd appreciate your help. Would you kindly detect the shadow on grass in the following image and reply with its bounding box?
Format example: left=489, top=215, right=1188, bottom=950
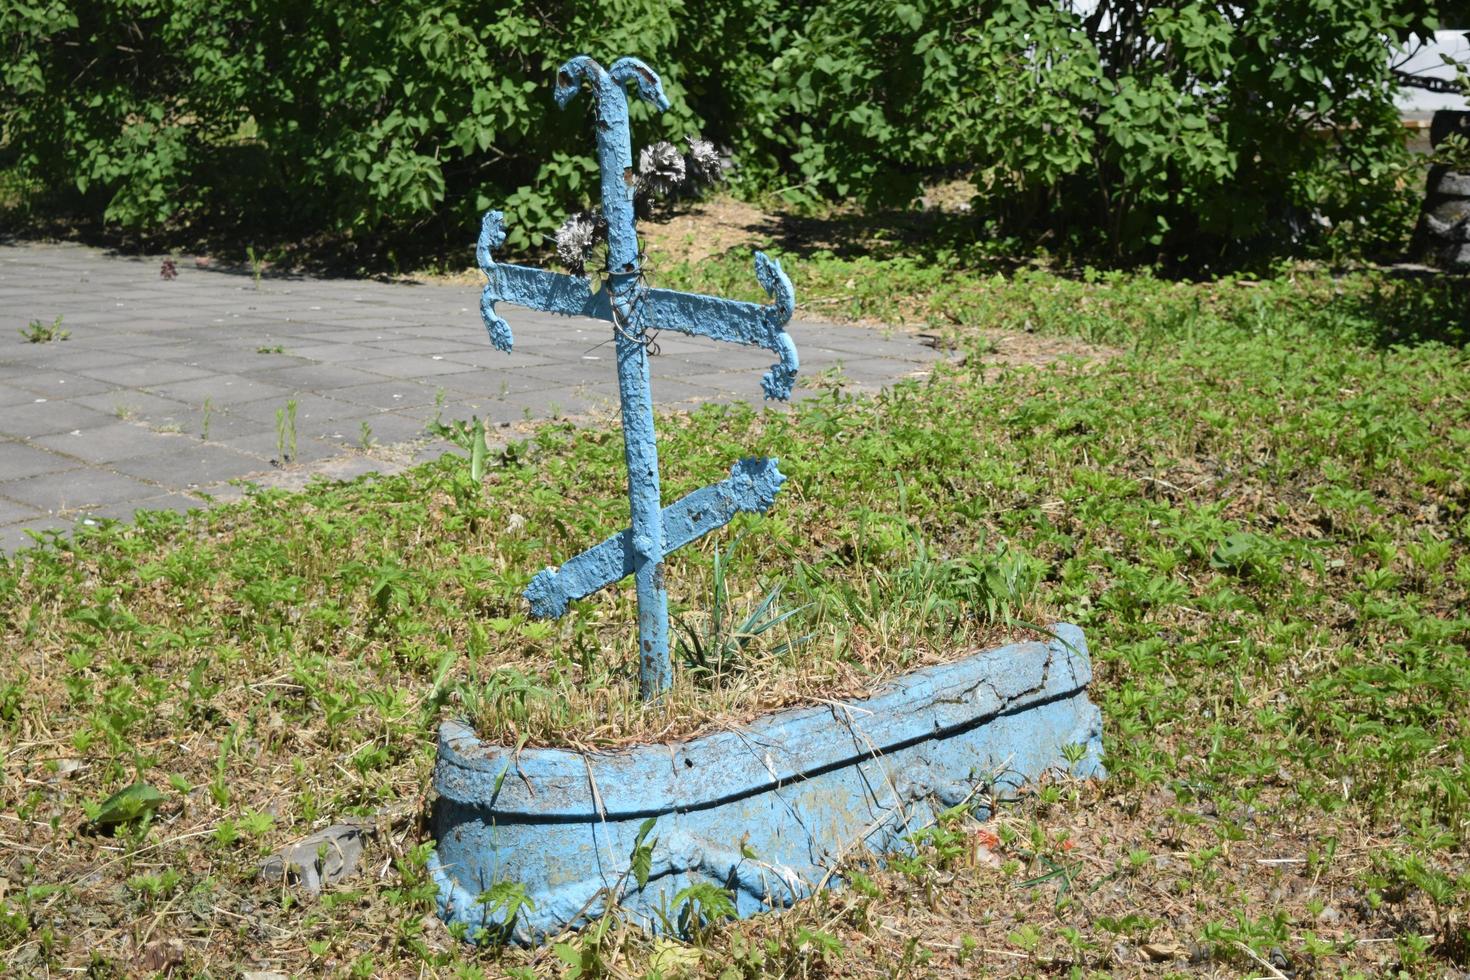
left=1324, top=266, right=1470, bottom=349
left=639, top=197, right=1029, bottom=270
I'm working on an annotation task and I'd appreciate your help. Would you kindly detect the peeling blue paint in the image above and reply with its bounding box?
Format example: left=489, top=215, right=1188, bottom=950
left=428, top=625, right=1106, bottom=942
left=476, top=216, right=798, bottom=399
left=525, top=458, right=786, bottom=619
left=472, top=56, right=801, bottom=699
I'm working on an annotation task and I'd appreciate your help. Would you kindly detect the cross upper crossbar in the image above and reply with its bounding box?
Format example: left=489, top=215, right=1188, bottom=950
left=477, top=211, right=799, bottom=400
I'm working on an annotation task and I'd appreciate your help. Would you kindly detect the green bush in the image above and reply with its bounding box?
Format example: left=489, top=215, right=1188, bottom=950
left=748, top=0, right=1439, bottom=262
left=0, top=0, right=792, bottom=252
left=0, top=0, right=1444, bottom=265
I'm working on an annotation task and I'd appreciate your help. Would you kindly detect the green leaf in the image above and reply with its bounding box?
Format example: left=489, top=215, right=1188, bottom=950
left=469, top=419, right=488, bottom=484
left=88, top=782, right=164, bottom=828
left=630, top=815, right=658, bottom=889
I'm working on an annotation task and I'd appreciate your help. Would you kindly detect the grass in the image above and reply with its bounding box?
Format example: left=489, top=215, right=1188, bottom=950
left=1, top=258, right=1468, bottom=975
left=18, top=314, right=68, bottom=343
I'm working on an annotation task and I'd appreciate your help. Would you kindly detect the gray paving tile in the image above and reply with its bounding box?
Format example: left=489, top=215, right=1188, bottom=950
left=190, top=411, right=341, bottom=464
left=221, top=392, right=367, bottom=426
left=22, top=311, right=134, bottom=329
left=317, top=411, right=431, bottom=450
left=0, top=440, right=78, bottom=481
left=64, top=333, right=166, bottom=352
left=8, top=369, right=120, bottom=399
left=194, top=350, right=311, bottom=375
left=19, top=348, right=151, bottom=372
left=0, top=519, right=67, bottom=555
left=0, top=467, right=161, bottom=513
left=110, top=443, right=268, bottom=487
left=77, top=359, right=216, bottom=387
left=251, top=362, right=394, bottom=390
left=473, top=385, right=617, bottom=424
left=0, top=381, right=42, bottom=408
left=146, top=373, right=297, bottom=408
left=0, top=400, right=118, bottom=438
left=648, top=377, right=730, bottom=404
left=0, top=361, right=40, bottom=381
left=140, top=341, right=242, bottom=363
left=0, top=494, right=45, bottom=524
left=436, top=369, right=567, bottom=400
left=675, top=369, right=765, bottom=393
left=270, top=342, right=370, bottom=362
left=362, top=337, right=486, bottom=356
left=518, top=359, right=625, bottom=388
left=0, top=240, right=940, bottom=553
left=331, top=380, right=446, bottom=412
left=31, top=420, right=188, bottom=464
left=347, top=353, right=483, bottom=380
left=75, top=492, right=203, bottom=523
left=73, top=390, right=196, bottom=425
left=395, top=322, right=488, bottom=341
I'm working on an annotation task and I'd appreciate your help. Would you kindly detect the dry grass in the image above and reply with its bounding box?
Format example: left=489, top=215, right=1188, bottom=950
left=2, top=239, right=1468, bottom=975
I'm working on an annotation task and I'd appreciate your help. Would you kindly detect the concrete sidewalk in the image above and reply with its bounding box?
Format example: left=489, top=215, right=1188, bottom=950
left=0, top=242, right=939, bottom=554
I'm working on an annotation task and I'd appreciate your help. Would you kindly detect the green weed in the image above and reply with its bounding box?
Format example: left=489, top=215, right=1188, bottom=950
left=18, top=315, right=67, bottom=343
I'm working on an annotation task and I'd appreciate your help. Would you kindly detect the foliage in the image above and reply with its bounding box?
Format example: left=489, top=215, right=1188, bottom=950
left=744, top=0, right=1438, bottom=262
left=0, top=0, right=772, bottom=252
left=17, top=314, right=66, bottom=343
left=0, top=0, right=1446, bottom=266
left=82, top=782, right=163, bottom=831
left=673, top=538, right=807, bottom=683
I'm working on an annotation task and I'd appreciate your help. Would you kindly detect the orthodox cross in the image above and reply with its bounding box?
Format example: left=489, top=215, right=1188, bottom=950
left=476, top=55, right=799, bottom=700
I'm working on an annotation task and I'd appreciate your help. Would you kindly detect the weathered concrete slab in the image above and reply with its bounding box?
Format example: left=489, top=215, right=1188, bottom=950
left=430, top=624, right=1106, bottom=942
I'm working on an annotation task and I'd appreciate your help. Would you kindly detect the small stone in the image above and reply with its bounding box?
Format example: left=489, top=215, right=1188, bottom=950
left=258, top=823, right=371, bottom=895
left=139, top=939, right=186, bottom=974
left=971, top=840, right=1002, bottom=869
left=1141, top=941, right=1186, bottom=961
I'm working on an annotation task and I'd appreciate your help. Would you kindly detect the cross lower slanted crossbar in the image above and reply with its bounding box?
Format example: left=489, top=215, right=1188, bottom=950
left=524, top=457, right=785, bottom=619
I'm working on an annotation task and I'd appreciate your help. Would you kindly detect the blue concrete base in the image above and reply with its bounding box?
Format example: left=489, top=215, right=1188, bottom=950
left=429, top=623, right=1104, bottom=942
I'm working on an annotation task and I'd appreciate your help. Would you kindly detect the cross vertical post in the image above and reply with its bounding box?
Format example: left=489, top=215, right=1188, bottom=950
left=556, top=56, right=674, bottom=699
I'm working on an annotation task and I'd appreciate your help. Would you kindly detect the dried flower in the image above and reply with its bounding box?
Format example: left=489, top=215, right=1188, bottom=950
left=637, top=140, right=686, bottom=198
left=685, top=137, right=724, bottom=185
left=555, top=211, right=601, bottom=275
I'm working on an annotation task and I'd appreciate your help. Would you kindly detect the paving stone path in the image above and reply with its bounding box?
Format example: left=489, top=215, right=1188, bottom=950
left=0, top=242, right=940, bottom=554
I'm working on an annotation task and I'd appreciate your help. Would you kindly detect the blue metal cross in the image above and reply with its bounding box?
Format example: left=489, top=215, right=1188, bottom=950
left=476, top=55, right=799, bottom=700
